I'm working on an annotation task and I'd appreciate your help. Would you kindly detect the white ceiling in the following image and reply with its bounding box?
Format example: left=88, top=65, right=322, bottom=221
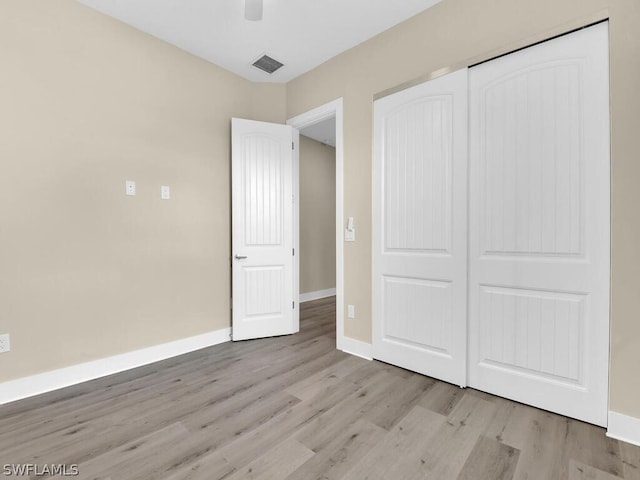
left=301, top=117, right=336, bottom=147
left=76, top=0, right=442, bottom=83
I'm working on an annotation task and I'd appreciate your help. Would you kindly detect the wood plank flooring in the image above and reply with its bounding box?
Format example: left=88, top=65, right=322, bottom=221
left=1, top=296, right=639, bottom=479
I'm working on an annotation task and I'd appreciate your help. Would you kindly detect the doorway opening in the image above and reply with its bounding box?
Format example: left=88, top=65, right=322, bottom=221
left=298, top=119, right=336, bottom=303
left=288, top=99, right=345, bottom=351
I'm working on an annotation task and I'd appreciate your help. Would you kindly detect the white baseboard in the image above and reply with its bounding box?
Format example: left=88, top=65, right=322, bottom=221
left=0, top=328, right=231, bottom=405
left=340, top=336, right=372, bottom=361
left=607, top=411, right=640, bottom=446
left=299, top=288, right=337, bottom=303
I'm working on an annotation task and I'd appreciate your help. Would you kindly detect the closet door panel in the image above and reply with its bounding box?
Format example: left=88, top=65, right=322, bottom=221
left=373, top=69, right=468, bottom=386
left=468, top=22, right=610, bottom=426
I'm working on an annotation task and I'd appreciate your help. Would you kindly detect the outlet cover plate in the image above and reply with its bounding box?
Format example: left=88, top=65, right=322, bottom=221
left=125, top=180, right=136, bottom=196
left=345, top=228, right=355, bottom=242
left=0, top=334, right=10, bottom=353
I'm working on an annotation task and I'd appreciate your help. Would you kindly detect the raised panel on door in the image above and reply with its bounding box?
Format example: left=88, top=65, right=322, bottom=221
left=468, top=22, right=610, bottom=426
left=373, top=68, right=468, bottom=387
left=232, top=118, right=296, bottom=341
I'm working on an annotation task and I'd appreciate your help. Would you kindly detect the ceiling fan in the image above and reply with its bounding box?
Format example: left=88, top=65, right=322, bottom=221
left=244, top=0, right=263, bottom=21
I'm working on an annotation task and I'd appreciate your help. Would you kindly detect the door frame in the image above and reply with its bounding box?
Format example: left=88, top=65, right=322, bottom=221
left=287, top=98, right=345, bottom=351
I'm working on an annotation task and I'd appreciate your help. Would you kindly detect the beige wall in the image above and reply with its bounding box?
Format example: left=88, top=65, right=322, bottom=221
left=2, top=0, right=639, bottom=423
left=0, top=0, right=285, bottom=382
left=299, top=136, right=336, bottom=294
left=286, top=0, right=640, bottom=419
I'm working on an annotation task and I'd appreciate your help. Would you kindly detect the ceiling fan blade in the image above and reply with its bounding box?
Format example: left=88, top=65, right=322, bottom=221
left=245, top=0, right=263, bottom=21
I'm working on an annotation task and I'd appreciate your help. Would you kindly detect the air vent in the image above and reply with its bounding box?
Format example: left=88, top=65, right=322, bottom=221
left=252, top=54, right=284, bottom=74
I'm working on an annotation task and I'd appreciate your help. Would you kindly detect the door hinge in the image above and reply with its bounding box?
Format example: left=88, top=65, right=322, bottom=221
left=292, top=141, right=295, bottom=150
left=292, top=301, right=295, bottom=309
left=292, top=248, right=295, bottom=256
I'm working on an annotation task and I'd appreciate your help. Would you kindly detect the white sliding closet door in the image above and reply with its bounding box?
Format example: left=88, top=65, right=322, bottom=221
left=468, top=23, right=610, bottom=426
left=373, top=69, right=468, bottom=387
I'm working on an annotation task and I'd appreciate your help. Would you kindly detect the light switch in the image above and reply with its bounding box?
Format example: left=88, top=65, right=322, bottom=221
left=161, top=185, right=170, bottom=200
left=345, top=216, right=355, bottom=242
left=125, top=180, right=136, bottom=196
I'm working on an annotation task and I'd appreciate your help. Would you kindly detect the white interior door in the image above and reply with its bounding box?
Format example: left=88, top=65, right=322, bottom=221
left=231, top=118, right=298, bottom=341
left=468, top=23, right=610, bottom=426
left=373, top=69, right=468, bottom=386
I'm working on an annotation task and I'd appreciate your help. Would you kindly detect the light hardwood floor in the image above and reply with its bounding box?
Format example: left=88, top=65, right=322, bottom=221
left=1, top=296, right=639, bottom=479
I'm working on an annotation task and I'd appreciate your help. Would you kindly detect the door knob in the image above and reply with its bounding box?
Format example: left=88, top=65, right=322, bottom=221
left=235, top=255, right=248, bottom=260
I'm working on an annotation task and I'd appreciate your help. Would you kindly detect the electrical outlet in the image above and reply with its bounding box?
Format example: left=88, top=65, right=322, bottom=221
left=161, top=185, right=170, bottom=200
left=125, top=180, right=136, bottom=196
left=347, top=305, right=355, bottom=319
left=344, top=228, right=355, bottom=242
left=0, top=334, right=10, bottom=353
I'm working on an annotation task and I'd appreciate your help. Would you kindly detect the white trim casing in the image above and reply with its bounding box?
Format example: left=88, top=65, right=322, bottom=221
left=287, top=98, right=345, bottom=351
left=293, top=127, right=300, bottom=330
left=0, top=328, right=231, bottom=405
left=340, top=337, right=373, bottom=361
left=607, top=411, right=640, bottom=447
left=299, top=288, right=337, bottom=303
